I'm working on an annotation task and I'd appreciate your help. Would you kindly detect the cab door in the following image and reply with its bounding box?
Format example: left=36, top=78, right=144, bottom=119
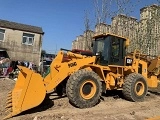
left=110, top=36, right=125, bottom=66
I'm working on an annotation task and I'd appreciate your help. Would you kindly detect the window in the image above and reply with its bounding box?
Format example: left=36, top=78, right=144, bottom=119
left=22, top=33, right=34, bottom=45
left=0, top=29, right=5, bottom=41
left=111, top=38, right=120, bottom=58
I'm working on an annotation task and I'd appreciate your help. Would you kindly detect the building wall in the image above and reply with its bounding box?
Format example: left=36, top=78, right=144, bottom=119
left=139, top=4, right=160, bottom=56
left=95, top=23, right=111, bottom=35
left=83, top=30, right=94, bottom=50
left=0, top=27, right=42, bottom=65
left=72, top=30, right=94, bottom=51
left=72, top=40, right=77, bottom=49
left=140, top=4, right=159, bottom=20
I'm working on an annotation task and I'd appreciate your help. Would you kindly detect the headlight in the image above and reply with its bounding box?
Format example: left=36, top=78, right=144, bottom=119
left=126, top=58, right=133, bottom=64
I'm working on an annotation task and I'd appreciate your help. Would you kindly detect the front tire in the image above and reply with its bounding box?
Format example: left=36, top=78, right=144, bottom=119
left=122, top=73, right=148, bottom=102
left=66, top=69, right=102, bottom=108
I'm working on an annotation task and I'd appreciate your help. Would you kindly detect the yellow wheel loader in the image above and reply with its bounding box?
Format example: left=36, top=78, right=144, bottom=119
left=4, top=33, right=160, bottom=119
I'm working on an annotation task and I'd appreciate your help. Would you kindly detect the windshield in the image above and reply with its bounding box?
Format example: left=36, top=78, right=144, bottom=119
left=93, top=36, right=110, bottom=65
left=94, top=37, right=104, bottom=54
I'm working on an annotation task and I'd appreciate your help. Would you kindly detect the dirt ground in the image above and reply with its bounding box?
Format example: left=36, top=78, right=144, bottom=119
left=0, top=78, right=160, bottom=120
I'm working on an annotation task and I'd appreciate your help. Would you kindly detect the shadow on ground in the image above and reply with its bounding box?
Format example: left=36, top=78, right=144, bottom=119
left=103, top=90, right=124, bottom=99
left=15, top=93, right=67, bottom=117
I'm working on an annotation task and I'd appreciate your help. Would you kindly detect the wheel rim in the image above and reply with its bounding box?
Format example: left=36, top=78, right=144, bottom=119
left=80, top=80, right=97, bottom=100
left=135, top=81, right=145, bottom=96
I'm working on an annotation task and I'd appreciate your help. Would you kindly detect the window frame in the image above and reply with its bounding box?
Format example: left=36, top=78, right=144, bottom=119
left=22, top=33, right=35, bottom=45
left=0, top=28, right=5, bottom=41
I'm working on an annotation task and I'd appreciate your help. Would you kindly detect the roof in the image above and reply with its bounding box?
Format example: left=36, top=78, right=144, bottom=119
left=94, top=32, right=128, bottom=40
left=111, top=14, right=137, bottom=20
left=95, top=23, right=111, bottom=27
left=140, top=4, right=159, bottom=12
left=0, top=19, right=44, bottom=34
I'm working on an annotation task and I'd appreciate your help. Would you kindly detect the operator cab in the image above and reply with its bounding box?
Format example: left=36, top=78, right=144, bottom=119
left=93, top=33, right=129, bottom=66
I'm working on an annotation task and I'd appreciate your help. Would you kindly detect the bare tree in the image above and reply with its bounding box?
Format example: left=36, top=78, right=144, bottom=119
left=94, top=0, right=112, bottom=24
left=83, top=10, right=94, bottom=51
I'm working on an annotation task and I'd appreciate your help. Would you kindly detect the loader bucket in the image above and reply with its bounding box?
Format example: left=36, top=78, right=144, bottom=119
left=4, top=66, right=46, bottom=119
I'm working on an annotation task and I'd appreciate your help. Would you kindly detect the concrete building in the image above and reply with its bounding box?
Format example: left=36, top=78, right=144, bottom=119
left=72, top=35, right=84, bottom=50
left=72, top=30, right=94, bottom=50
left=95, top=23, right=111, bottom=35
left=0, top=19, right=44, bottom=65
left=138, top=4, right=160, bottom=56
left=140, top=4, right=159, bottom=20
left=83, top=30, right=95, bottom=50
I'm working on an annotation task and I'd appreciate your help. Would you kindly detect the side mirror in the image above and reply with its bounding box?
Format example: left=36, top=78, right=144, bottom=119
left=95, top=51, right=102, bottom=56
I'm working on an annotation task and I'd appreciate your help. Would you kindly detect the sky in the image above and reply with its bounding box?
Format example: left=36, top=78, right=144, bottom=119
left=0, top=0, right=159, bottom=53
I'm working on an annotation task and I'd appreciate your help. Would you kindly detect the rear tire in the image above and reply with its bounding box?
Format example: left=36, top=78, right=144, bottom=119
left=66, top=69, right=102, bottom=108
left=122, top=73, right=148, bottom=102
